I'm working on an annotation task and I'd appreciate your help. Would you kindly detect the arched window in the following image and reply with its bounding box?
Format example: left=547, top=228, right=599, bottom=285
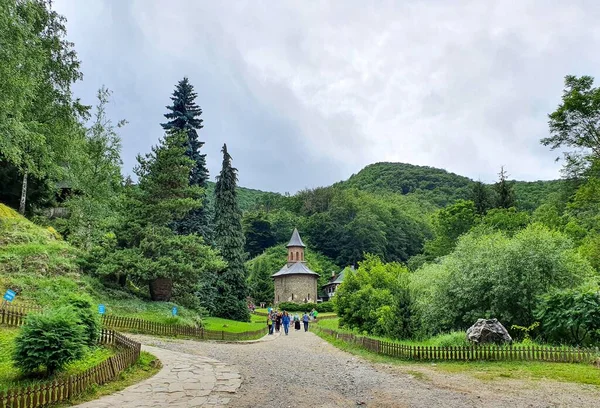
left=296, top=251, right=299, bottom=261
left=307, top=293, right=310, bottom=300
left=292, top=293, right=294, bottom=300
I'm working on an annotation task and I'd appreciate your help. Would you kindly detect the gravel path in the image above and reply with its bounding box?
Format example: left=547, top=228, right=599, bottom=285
left=132, top=329, right=600, bottom=408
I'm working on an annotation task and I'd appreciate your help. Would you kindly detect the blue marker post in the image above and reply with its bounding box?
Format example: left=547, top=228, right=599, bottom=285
left=1, top=289, right=16, bottom=310
left=3, top=289, right=16, bottom=302
left=172, top=306, right=178, bottom=317
left=98, top=304, right=106, bottom=315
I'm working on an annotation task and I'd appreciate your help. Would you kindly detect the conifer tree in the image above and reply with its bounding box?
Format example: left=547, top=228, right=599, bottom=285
left=161, top=77, right=211, bottom=240
left=494, top=166, right=516, bottom=209
left=472, top=180, right=491, bottom=215
left=213, top=144, right=250, bottom=321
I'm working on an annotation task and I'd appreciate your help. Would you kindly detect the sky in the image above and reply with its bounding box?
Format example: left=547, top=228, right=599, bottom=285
left=53, top=0, right=600, bottom=194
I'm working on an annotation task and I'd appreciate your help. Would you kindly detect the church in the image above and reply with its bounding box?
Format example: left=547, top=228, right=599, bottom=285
left=272, top=229, right=319, bottom=304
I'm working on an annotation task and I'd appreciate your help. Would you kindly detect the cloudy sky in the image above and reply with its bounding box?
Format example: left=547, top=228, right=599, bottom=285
left=53, top=0, right=600, bottom=193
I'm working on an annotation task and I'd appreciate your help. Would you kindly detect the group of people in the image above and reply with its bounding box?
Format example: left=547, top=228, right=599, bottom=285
left=267, top=308, right=318, bottom=335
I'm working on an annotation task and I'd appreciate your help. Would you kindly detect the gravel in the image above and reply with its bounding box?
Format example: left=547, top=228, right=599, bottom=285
left=132, top=330, right=600, bottom=408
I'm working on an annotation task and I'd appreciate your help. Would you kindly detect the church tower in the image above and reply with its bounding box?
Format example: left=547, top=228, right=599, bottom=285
left=287, top=228, right=305, bottom=266
left=272, top=228, right=319, bottom=304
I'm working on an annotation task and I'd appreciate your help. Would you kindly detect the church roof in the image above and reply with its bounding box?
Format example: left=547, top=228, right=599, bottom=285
left=286, top=228, right=306, bottom=248
left=272, top=261, right=319, bottom=278
left=323, top=266, right=353, bottom=287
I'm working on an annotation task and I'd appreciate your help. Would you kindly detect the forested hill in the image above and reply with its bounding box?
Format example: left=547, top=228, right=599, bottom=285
left=205, top=181, right=276, bottom=212
left=332, top=162, right=564, bottom=211
left=224, top=161, right=564, bottom=213
left=336, top=162, right=473, bottom=207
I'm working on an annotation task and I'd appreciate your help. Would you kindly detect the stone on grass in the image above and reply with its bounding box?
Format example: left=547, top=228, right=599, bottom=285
left=466, top=318, right=512, bottom=344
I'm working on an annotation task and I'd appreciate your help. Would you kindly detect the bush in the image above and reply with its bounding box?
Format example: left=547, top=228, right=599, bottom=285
left=335, top=255, right=412, bottom=339
left=536, top=287, right=600, bottom=346
left=276, top=302, right=317, bottom=312
left=316, top=302, right=334, bottom=313
left=429, top=331, right=469, bottom=347
left=411, top=224, right=594, bottom=336
left=13, top=308, right=86, bottom=375
left=62, top=293, right=101, bottom=346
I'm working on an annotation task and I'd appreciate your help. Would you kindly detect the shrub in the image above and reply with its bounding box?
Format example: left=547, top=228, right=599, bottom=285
left=13, top=308, right=86, bottom=375
left=276, top=302, right=318, bottom=312
left=536, top=287, right=600, bottom=346
left=430, top=331, right=469, bottom=347
left=335, top=255, right=412, bottom=339
left=411, top=224, right=594, bottom=336
left=316, top=302, right=334, bottom=313
left=62, top=293, right=101, bottom=346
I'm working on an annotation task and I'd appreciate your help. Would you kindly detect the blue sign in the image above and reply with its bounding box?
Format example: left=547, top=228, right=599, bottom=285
left=98, top=304, right=106, bottom=315
left=172, top=306, right=178, bottom=316
left=3, top=289, right=16, bottom=302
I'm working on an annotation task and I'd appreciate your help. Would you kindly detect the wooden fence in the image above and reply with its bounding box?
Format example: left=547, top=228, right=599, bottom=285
left=0, top=329, right=141, bottom=408
left=315, top=327, right=600, bottom=364
left=102, top=314, right=267, bottom=341
left=1, top=305, right=267, bottom=341
left=0, top=304, right=41, bottom=327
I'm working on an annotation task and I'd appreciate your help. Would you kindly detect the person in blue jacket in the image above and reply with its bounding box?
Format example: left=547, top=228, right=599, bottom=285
left=282, top=311, right=291, bottom=335
left=302, top=312, right=310, bottom=332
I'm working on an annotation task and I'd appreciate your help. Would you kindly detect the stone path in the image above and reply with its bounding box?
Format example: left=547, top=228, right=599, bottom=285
left=74, top=345, right=242, bottom=408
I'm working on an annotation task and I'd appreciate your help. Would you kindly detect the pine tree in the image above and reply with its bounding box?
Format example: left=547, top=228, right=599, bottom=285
left=494, top=166, right=516, bottom=209
left=213, top=144, right=250, bottom=321
left=472, top=180, right=491, bottom=215
left=161, top=77, right=211, bottom=240
left=248, top=258, right=274, bottom=304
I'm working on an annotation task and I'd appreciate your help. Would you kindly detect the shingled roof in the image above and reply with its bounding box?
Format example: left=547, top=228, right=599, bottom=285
left=272, top=261, right=319, bottom=278
left=286, top=228, right=306, bottom=248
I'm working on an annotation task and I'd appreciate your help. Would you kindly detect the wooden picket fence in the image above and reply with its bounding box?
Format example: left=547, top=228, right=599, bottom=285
left=0, top=304, right=41, bottom=327
left=0, top=305, right=267, bottom=341
left=0, top=329, right=141, bottom=408
left=102, top=314, right=267, bottom=341
left=316, top=327, right=600, bottom=364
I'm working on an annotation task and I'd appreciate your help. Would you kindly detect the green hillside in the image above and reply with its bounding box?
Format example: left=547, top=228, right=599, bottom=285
left=334, top=162, right=563, bottom=211
left=205, top=181, right=280, bottom=212
left=0, top=204, right=201, bottom=325
left=337, top=162, right=473, bottom=207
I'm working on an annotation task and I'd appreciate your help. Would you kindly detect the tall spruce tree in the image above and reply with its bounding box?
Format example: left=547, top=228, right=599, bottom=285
left=161, top=77, right=211, bottom=240
left=472, top=180, right=491, bottom=215
left=213, top=144, right=250, bottom=321
left=494, top=166, right=516, bottom=209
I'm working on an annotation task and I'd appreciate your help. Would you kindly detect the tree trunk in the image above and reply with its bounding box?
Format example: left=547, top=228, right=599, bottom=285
left=149, top=278, right=173, bottom=301
left=19, top=170, right=28, bottom=215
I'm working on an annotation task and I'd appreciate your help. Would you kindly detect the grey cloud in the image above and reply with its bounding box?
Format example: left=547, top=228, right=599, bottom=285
left=54, top=0, right=600, bottom=193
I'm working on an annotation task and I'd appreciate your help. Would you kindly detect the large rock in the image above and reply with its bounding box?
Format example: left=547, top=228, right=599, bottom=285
left=466, top=318, right=512, bottom=344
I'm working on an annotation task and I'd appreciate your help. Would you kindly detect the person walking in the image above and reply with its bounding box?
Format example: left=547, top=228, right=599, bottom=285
left=267, top=313, right=273, bottom=335
left=313, top=309, right=319, bottom=321
left=275, top=312, right=282, bottom=332
left=282, top=311, right=291, bottom=335
left=294, top=313, right=301, bottom=331
left=302, top=312, right=310, bottom=332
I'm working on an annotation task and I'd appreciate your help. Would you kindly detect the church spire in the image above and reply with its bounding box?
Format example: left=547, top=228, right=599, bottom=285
left=286, top=228, right=305, bottom=264
left=286, top=228, right=305, bottom=248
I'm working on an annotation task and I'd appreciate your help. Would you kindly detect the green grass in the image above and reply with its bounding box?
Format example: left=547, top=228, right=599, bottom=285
left=203, top=314, right=265, bottom=333
left=0, top=326, right=116, bottom=391
left=314, top=326, right=600, bottom=386
left=54, top=351, right=160, bottom=407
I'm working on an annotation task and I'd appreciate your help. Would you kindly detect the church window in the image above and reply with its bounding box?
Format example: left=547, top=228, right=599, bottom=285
left=292, top=293, right=294, bottom=300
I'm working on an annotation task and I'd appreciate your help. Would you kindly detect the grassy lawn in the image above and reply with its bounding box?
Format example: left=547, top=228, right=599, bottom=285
left=203, top=314, right=265, bottom=333
left=314, top=322, right=600, bottom=386
left=55, top=351, right=160, bottom=407
left=0, top=326, right=115, bottom=391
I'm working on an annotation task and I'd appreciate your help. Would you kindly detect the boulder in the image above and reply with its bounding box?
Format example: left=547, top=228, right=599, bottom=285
left=466, top=318, right=512, bottom=344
